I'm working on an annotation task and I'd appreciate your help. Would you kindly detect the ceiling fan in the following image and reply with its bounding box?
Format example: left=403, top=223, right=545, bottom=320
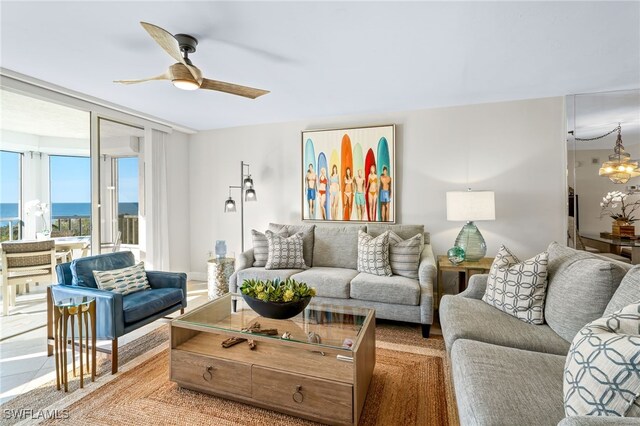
left=114, top=22, right=269, bottom=99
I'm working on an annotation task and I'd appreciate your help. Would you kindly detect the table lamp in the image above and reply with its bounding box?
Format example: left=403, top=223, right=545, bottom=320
left=446, top=190, right=496, bottom=261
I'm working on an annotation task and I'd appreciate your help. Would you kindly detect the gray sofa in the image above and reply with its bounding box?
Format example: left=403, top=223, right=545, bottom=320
left=230, top=223, right=437, bottom=337
left=440, top=242, right=640, bottom=426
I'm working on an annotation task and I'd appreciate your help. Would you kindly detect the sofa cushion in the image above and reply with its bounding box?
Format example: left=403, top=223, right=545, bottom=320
left=482, top=245, right=549, bottom=324
left=357, top=230, right=392, bottom=276
left=265, top=231, right=308, bottom=270
left=451, top=339, right=566, bottom=426
left=605, top=265, right=640, bottom=315
left=268, top=223, right=315, bottom=267
left=251, top=228, right=287, bottom=267
left=564, top=301, right=640, bottom=417
left=545, top=242, right=629, bottom=342
left=350, top=273, right=420, bottom=306
left=367, top=224, right=426, bottom=246
left=313, top=225, right=364, bottom=269
left=71, top=251, right=135, bottom=288
left=439, top=294, right=570, bottom=355
left=236, top=267, right=305, bottom=284
left=388, top=231, right=422, bottom=279
left=123, top=288, right=183, bottom=324
left=93, top=261, right=150, bottom=295
left=290, top=267, right=358, bottom=299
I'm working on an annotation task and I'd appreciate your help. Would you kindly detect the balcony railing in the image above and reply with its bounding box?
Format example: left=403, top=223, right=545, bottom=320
left=0, top=218, right=22, bottom=242
left=51, top=216, right=91, bottom=238
left=118, top=215, right=139, bottom=245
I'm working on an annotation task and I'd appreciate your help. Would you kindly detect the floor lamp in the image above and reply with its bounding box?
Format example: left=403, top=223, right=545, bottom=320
left=224, top=161, right=257, bottom=252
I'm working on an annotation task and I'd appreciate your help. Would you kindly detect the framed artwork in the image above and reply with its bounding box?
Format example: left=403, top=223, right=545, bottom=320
left=301, top=124, right=395, bottom=223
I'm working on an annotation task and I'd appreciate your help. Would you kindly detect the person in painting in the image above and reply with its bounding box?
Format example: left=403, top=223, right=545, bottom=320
left=367, top=164, right=378, bottom=221
left=306, top=163, right=317, bottom=218
left=318, top=167, right=328, bottom=220
left=380, top=166, right=392, bottom=222
left=330, top=165, right=340, bottom=220
left=354, top=169, right=366, bottom=221
left=343, top=167, right=354, bottom=220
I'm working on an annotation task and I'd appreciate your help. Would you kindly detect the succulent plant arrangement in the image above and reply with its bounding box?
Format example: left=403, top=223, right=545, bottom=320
left=240, top=278, right=316, bottom=303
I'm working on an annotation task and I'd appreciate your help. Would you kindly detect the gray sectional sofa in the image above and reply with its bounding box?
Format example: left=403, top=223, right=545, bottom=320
left=229, top=223, right=437, bottom=336
left=440, top=242, right=640, bottom=426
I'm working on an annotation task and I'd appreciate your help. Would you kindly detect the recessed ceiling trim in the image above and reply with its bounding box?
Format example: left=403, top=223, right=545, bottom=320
left=0, top=67, right=197, bottom=134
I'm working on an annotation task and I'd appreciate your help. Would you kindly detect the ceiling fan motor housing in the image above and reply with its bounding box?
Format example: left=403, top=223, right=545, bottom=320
left=175, top=34, right=198, bottom=54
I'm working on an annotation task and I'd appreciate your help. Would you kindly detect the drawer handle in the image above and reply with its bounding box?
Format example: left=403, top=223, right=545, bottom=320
left=293, top=385, right=304, bottom=403
left=203, top=366, right=214, bottom=382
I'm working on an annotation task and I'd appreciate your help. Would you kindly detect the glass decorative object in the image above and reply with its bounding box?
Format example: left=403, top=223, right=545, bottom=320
left=215, top=240, right=227, bottom=258
left=447, top=246, right=466, bottom=265
left=454, top=222, right=487, bottom=261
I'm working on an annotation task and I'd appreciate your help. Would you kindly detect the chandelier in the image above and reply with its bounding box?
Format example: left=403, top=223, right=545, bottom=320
left=573, top=124, right=639, bottom=184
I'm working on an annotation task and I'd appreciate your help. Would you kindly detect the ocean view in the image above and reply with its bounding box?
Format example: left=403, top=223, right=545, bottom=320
left=0, top=202, right=139, bottom=219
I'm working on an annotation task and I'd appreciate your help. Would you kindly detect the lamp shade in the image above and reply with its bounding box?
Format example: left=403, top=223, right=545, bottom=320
left=446, top=191, right=495, bottom=222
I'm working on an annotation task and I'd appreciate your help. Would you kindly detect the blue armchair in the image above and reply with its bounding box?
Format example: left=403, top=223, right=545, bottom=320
left=51, top=251, right=187, bottom=373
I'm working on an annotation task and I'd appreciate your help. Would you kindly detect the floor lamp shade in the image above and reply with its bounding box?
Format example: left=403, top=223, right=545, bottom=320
left=446, top=191, right=495, bottom=261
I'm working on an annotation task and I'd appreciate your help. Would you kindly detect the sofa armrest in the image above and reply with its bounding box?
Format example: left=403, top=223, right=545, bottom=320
left=418, top=244, right=437, bottom=325
left=459, top=274, right=489, bottom=300
left=230, top=249, right=254, bottom=293
left=146, top=271, right=187, bottom=307
left=558, top=417, right=640, bottom=426
left=51, top=284, right=124, bottom=340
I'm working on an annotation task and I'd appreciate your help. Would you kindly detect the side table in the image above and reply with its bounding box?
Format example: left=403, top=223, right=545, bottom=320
left=436, top=256, right=494, bottom=308
left=207, top=257, right=235, bottom=299
left=53, top=296, right=96, bottom=392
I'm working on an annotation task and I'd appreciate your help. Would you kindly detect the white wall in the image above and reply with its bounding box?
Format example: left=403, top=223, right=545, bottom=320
left=165, top=130, right=191, bottom=273
left=188, top=97, right=567, bottom=274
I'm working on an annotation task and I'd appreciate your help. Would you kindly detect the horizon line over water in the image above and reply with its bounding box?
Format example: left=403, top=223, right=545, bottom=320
left=0, top=202, right=139, bottom=218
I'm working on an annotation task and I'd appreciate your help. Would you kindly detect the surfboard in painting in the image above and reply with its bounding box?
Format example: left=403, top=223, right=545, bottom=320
left=304, top=138, right=317, bottom=219
left=317, top=152, right=329, bottom=220
left=329, top=149, right=340, bottom=220
left=341, top=134, right=354, bottom=220
left=364, top=148, right=377, bottom=221
left=376, top=137, right=391, bottom=222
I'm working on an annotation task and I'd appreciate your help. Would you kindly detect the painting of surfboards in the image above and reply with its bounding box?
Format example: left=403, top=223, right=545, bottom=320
left=376, top=137, right=391, bottom=222
left=364, top=148, right=377, bottom=221
left=304, top=138, right=317, bottom=219
left=317, top=152, right=329, bottom=220
left=341, top=134, right=353, bottom=220
left=301, top=125, right=395, bottom=223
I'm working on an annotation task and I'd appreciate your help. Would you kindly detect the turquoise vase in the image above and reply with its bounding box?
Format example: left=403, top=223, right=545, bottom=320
left=454, top=221, right=487, bottom=262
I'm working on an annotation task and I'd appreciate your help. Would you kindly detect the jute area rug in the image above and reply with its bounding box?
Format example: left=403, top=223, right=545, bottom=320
left=3, top=322, right=458, bottom=426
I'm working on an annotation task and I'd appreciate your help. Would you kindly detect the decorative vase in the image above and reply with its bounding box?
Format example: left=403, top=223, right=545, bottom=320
left=215, top=240, right=227, bottom=258
left=612, top=220, right=635, bottom=237
left=447, top=246, right=465, bottom=265
left=454, top=221, right=487, bottom=262
left=241, top=294, right=312, bottom=320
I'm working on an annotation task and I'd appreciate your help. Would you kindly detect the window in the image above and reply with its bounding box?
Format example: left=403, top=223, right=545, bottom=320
left=0, top=150, right=22, bottom=241
left=117, top=157, right=139, bottom=245
left=49, top=155, right=91, bottom=237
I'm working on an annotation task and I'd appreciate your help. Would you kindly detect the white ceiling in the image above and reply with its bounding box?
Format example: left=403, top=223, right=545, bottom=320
left=1, top=1, right=639, bottom=131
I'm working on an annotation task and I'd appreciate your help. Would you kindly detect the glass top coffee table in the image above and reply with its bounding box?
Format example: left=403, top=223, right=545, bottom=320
left=170, top=293, right=375, bottom=425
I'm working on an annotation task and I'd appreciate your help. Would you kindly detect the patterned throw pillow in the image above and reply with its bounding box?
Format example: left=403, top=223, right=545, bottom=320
left=251, top=228, right=287, bottom=267
left=357, top=230, right=392, bottom=277
left=264, top=231, right=309, bottom=270
left=388, top=231, right=422, bottom=279
left=564, top=301, right=640, bottom=417
left=93, top=262, right=150, bottom=295
left=482, top=245, right=549, bottom=324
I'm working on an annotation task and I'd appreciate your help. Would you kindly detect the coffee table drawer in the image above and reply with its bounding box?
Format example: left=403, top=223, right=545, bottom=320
left=252, top=365, right=353, bottom=423
left=171, top=350, right=251, bottom=397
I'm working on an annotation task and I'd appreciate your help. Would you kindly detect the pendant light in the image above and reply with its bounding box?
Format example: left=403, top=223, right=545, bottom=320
left=597, top=125, right=640, bottom=184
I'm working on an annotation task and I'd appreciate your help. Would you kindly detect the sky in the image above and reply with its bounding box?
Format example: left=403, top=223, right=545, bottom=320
left=1, top=151, right=138, bottom=204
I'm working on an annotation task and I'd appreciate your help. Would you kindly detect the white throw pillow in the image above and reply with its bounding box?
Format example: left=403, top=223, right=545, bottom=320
left=357, top=230, right=392, bottom=277
left=388, top=231, right=422, bottom=279
left=482, top=245, right=549, bottom=324
left=93, top=261, right=150, bottom=295
left=264, top=231, right=308, bottom=270
left=564, top=301, right=640, bottom=417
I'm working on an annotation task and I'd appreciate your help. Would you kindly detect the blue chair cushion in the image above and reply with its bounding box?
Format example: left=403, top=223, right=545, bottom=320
left=71, top=251, right=135, bottom=288
left=123, top=288, right=183, bottom=324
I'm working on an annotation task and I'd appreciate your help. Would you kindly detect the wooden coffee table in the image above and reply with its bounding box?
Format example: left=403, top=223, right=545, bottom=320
left=170, top=294, right=375, bottom=426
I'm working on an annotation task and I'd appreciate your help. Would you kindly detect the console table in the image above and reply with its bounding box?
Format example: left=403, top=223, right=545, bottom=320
left=580, top=234, right=639, bottom=264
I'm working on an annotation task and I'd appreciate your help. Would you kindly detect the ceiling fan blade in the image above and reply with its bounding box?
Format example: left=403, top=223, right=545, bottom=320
left=200, top=78, right=270, bottom=99
left=114, top=71, right=170, bottom=85
left=140, top=22, right=201, bottom=83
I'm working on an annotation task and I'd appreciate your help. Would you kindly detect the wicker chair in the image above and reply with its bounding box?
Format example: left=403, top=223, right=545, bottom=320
left=1, top=240, right=56, bottom=316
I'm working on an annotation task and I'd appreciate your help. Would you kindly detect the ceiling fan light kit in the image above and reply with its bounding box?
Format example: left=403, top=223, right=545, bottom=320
left=114, top=22, right=269, bottom=99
